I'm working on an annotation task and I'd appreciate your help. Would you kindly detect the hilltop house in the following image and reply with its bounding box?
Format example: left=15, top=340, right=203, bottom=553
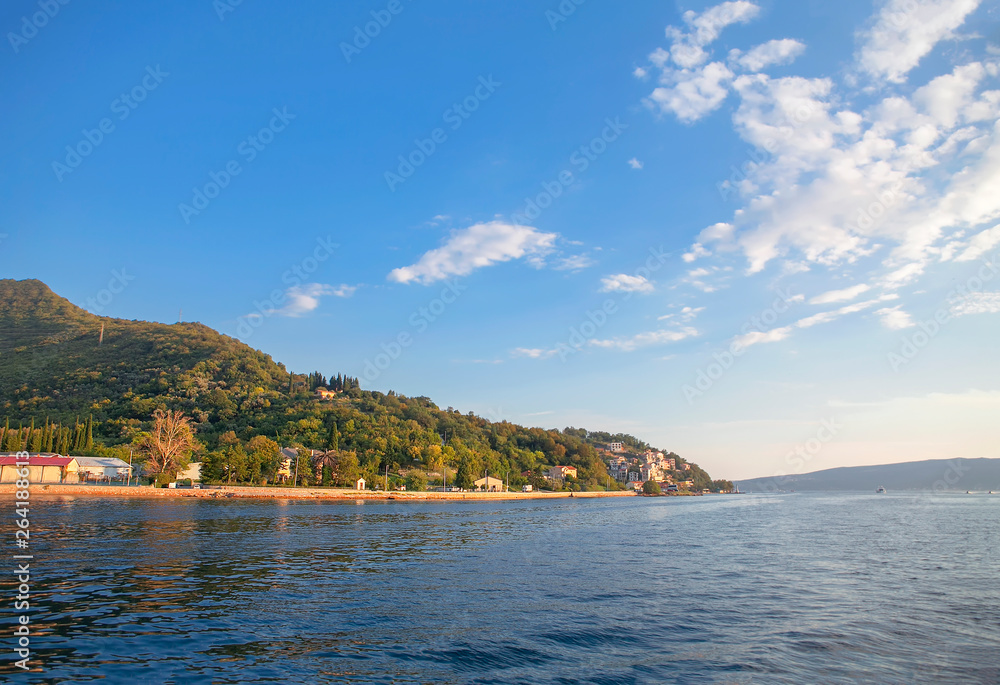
left=609, top=442, right=625, bottom=453
left=315, top=388, right=337, bottom=399
left=547, top=465, right=578, bottom=481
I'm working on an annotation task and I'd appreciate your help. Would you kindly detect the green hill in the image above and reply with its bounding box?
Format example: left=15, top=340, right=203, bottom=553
left=0, top=278, right=725, bottom=491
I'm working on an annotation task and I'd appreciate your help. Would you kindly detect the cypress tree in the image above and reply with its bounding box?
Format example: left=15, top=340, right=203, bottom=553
left=72, top=418, right=83, bottom=452
left=42, top=420, right=53, bottom=452
left=325, top=424, right=340, bottom=451
left=57, top=428, right=70, bottom=455
left=85, top=415, right=94, bottom=450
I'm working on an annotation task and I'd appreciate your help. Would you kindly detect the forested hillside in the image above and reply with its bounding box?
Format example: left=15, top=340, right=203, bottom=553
left=0, top=278, right=721, bottom=490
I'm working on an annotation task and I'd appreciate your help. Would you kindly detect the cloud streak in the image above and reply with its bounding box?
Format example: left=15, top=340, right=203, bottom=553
left=389, top=221, right=558, bottom=285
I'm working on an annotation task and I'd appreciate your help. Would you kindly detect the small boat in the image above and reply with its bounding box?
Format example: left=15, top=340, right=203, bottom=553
left=875, top=486, right=887, bottom=494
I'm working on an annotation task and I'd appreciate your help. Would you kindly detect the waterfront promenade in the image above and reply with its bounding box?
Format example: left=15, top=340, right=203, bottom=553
left=0, top=483, right=636, bottom=501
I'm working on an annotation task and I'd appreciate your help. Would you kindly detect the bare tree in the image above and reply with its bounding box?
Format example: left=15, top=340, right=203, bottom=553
left=135, top=409, right=196, bottom=480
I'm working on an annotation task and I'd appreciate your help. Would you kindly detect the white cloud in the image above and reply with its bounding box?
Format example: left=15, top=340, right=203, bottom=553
left=732, top=39, right=806, bottom=72
left=914, top=62, right=986, bottom=128
left=659, top=306, right=705, bottom=323
left=389, top=221, right=557, bottom=284
left=955, top=224, right=1000, bottom=261
left=511, top=347, right=561, bottom=359
left=731, top=326, right=793, bottom=352
left=670, top=1, right=761, bottom=68
left=599, top=273, right=654, bottom=294
left=554, top=254, right=596, bottom=271
left=682, top=58, right=1000, bottom=282
left=265, top=283, right=352, bottom=318
left=951, top=291, right=1000, bottom=316
left=633, top=67, right=648, bottom=79
left=810, top=283, right=872, bottom=304
left=642, top=0, right=999, bottom=337
left=642, top=2, right=769, bottom=122
left=856, top=0, right=982, bottom=84
left=682, top=242, right=712, bottom=262
left=794, top=298, right=884, bottom=328
left=590, top=327, right=699, bottom=352
left=876, top=305, right=916, bottom=329
left=648, top=62, right=735, bottom=123
left=731, top=297, right=889, bottom=350
left=628, top=157, right=644, bottom=169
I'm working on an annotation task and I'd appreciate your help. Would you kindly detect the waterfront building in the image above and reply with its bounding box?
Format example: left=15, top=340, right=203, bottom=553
left=0, top=454, right=79, bottom=483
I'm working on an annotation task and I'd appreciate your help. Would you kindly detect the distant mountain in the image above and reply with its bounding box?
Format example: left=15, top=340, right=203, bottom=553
left=736, top=458, right=1000, bottom=493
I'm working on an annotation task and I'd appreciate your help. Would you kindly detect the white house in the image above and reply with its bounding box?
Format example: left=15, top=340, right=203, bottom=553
left=474, top=476, right=505, bottom=492
left=609, top=442, right=625, bottom=453
left=356, top=478, right=366, bottom=490
left=176, top=462, right=202, bottom=482
left=641, top=464, right=662, bottom=482
left=75, top=456, right=132, bottom=480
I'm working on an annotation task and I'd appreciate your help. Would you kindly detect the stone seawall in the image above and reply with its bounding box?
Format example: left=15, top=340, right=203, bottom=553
left=0, top=483, right=636, bottom=501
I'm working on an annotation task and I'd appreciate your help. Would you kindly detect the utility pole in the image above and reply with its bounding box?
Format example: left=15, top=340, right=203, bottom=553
left=384, top=463, right=388, bottom=491
left=293, top=450, right=299, bottom=488
left=127, top=448, right=132, bottom=486
left=178, top=309, right=183, bottom=323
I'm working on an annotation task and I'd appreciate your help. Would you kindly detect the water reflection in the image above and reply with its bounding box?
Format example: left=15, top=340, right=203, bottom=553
left=6, top=494, right=1000, bottom=683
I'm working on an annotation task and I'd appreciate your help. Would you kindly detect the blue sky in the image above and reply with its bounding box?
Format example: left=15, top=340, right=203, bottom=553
left=3, top=0, right=999, bottom=479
